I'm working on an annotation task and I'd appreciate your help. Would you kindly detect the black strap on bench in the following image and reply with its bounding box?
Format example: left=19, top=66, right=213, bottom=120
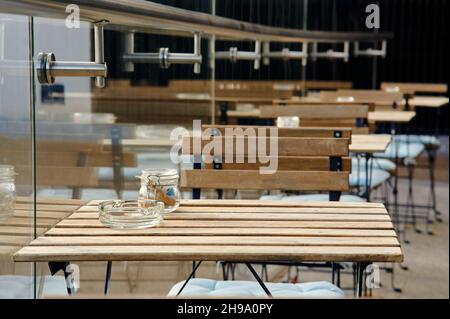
left=192, top=154, right=202, bottom=200
left=111, top=126, right=124, bottom=199
left=219, top=102, right=229, bottom=124
left=329, top=130, right=343, bottom=202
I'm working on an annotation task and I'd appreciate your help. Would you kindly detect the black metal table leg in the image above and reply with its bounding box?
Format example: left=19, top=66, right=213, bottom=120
left=104, top=261, right=112, bottom=295
left=365, top=153, right=374, bottom=202
left=246, top=263, right=272, bottom=297
left=48, top=261, right=76, bottom=295
left=355, top=262, right=370, bottom=298
left=177, top=261, right=203, bottom=296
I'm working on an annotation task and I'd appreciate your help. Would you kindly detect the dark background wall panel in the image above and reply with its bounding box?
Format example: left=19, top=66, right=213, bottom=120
left=105, top=0, right=448, bottom=132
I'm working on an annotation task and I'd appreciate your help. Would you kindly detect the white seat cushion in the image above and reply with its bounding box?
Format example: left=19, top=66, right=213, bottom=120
left=168, top=278, right=344, bottom=298
left=282, top=194, right=366, bottom=202
left=374, top=142, right=425, bottom=159
left=393, top=134, right=440, bottom=147
left=259, top=194, right=285, bottom=201
left=260, top=194, right=365, bottom=202
left=351, top=157, right=396, bottom=172
left=349, top=168, right=391, bottom=189
left=0, top=275, right=67, bottom=299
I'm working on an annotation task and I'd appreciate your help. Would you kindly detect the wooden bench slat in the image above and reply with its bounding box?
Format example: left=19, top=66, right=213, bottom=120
left=202, top=125, right=353, bottom=139
left=204, top=156, right=352, bottom=171
left=181, top=170, right=349, bottom=191
left=182, top=136, right=349, bottom=156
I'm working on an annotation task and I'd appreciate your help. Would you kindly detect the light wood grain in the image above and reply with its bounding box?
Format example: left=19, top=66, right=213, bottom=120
left=202, top=125, right=353, bottom=139
left=182, top=136, right=350, bottom=157
left=381, top=82, right=448, bottom=94
left=368, top=111, right=416, bottom=123
left=181, top=170, right=349, bottom=191
left=14, top=245, right=403, bottom=263
left=30, top=236, right=400, bottom=247
left=349, top=134, right=391, bottom=153
left=259, top=104, right=368, bottom=119
left=13, top=199, right=402, bottom=264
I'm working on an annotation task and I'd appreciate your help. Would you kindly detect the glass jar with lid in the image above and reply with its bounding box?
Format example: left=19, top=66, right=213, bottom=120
left=137, top=168, right=180, bottom=214
left=0, top=165, right=16, bottom=221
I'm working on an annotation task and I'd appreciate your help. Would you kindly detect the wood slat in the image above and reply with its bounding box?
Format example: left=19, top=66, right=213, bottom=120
left=76, top=205, right=388, bottom=215
left=44, top=227, right=397, bottom=237
left=16, top=197, right=86, bottom=205
left=0, top=217, right=57, bottom=228
left=202, top=125, right=353, bottom=139
left=381, top=82, right=448, bottom=94
left=204, top=156, right=352, bottom=172
left=368, top=111, right=416, bottom=123
left=84, top=199, right=386, bottom=208
left=13, top=245, right=403, bottom=263
left=180, top=170, right=349, bottom=191
left=14, top=203, right=81, bottom=211
left=2, top=150, right=137, bottom=167
left=16, top=166, right=99, bottom=187
left=259, top=104, right=368, bottom=119
left=68, top=212, right=390, bottom=221
left=0, top=226, right=47, bottom=236
left=30, top=236, right=400, bottom=247
left=56, top=219, right=394, bottom=230
left=182, top=136, right=349, bottom=156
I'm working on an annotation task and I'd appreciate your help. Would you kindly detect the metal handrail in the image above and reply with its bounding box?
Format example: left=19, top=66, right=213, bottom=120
left=0, top=0, right=393, bottom=43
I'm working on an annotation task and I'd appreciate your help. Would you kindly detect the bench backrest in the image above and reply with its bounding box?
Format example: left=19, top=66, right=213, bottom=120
left=1, top=135, right=137, bottom=195
left=180, top=126, right=351, bottom=200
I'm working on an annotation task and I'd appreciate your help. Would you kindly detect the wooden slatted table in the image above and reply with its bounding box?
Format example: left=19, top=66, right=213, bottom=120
left=13, top=199, right=403, bottom=297
left=407, top=96, right=449, bottom=108
left=1, top=197, right=85, bottom=260
left=349, top=134, right=391, bottom=153
left=349, top=134, right=392, bottom=202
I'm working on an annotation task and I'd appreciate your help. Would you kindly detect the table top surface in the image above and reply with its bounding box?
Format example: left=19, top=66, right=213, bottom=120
left=408, top=96, right=449, bottom=108
left=368, top=111, right=416, bottom=123
left=13, top=199, right=403, bottom=264
left=349, top=134, right=392, bottom=153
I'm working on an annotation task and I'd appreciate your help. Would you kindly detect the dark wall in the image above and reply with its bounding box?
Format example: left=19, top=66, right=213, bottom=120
left=105, top=0, right=449, bottom=133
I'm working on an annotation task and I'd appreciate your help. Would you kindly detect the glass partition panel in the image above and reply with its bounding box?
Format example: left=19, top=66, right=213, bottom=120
left=0, top=14, right=35, bottom=299
left=30, top=1, right=214, bottom=297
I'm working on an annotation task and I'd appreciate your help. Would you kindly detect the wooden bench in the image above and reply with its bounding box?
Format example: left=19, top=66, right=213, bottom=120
left=0, top=135, right=137, bottom=199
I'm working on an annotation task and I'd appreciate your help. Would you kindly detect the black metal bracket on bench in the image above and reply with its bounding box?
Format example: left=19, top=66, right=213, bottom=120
left=329, top=156, right=342, bottom=201
left=219, top=102, right=229, bottom=125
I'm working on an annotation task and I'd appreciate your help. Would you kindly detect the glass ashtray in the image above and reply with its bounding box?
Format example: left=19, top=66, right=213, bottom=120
left=99, top=200, right=164, bottom=229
